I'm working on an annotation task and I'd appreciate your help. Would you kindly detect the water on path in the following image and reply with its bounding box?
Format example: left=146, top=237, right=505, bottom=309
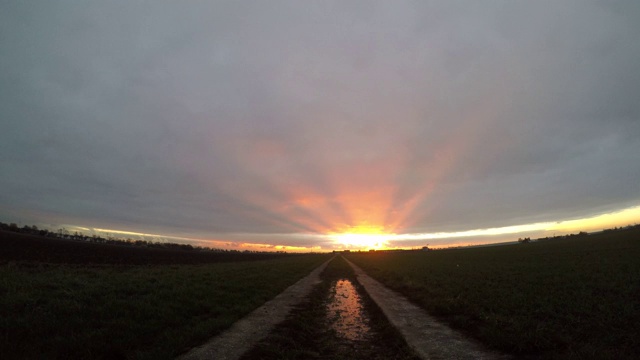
left=326, top=278, right=371, bottom=341
left=239, top=256, right=421, bottom=359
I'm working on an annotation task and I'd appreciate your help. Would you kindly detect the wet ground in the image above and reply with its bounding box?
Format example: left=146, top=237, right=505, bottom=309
left=327, top=279, right=370, bottom=342
left=346, top=258, right=511, bottom=360
left=240, top=256, right=420, bottom=360
left=179, top=259, right=331, bottom=360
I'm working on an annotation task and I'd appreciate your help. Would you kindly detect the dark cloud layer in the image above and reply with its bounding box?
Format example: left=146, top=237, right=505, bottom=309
left=1, top=1, right=639, bottom=248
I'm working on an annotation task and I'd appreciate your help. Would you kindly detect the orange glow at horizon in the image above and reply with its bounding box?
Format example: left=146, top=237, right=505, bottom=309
left=87, top=205, right=639, bottom=252
left=212, top=120, right=480, bottom=242
left=216, top=110, right=504, bottom=245
left=329, top=224, right=392, bottom=250
left=202, top=74, right=625, bottom=251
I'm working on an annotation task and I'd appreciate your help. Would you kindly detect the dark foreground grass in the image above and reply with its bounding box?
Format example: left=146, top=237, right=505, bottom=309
left=347, top=228, right=640, bottom=359
left=242, top=255, right=420, bottom=360
left=0, top=254, right=329, bottom=359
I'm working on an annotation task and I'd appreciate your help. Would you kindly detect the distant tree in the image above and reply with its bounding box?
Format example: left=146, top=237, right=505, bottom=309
left=518, top=237, right=531, bottom=244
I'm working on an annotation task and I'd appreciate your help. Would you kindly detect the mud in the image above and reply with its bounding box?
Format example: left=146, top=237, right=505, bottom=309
left=240, top=255, right=420, bottom=360
left=345, top=257, right=512, bottom=360
left=180, top=256, right=512, bottom=360
left=326, top=279, right=371, bottom=341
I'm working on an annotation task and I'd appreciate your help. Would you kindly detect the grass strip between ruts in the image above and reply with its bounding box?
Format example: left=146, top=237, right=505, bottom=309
left=241, top=255, right=421, bottom=360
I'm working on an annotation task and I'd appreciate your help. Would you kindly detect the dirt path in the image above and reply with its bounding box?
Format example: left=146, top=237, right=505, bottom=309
left=179, top=256, right=511, bottom=360
left=240, top=255, right=420, bottom=359
left=177, top=258, right=332, bottom=360
left=345, top=257, right=512, bottom=360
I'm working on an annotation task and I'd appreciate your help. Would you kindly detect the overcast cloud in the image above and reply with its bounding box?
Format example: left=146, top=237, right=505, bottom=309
left=1, top=1, right=639, bottom=250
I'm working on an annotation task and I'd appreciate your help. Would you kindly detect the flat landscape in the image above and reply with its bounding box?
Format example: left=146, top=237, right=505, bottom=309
left=0, top=231, right=329, bottom=359
left=347, top=227, right=640, bottom=359
left=3, top=3, right=640, bottom=359
left=2, top=227, right=639, bottom=359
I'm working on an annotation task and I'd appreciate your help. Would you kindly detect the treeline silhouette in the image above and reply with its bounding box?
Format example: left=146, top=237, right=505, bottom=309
left=0, top=221, right=281, bottom=254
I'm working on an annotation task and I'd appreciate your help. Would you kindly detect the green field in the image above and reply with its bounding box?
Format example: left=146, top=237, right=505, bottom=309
left=0, top=253, right=329, bottom=359
left=346, top=228, right=640, bottom=359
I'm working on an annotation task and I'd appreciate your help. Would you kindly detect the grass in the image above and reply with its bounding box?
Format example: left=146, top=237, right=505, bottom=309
left=0, top=254, right=329, bottom=359
left=241, top=255, right=420, bottom=360
left=346, top=228, right=640, bottom=359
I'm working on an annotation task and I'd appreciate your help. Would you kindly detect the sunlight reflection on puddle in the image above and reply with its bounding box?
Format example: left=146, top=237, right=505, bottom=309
left=326, top=279, right=371, bottom=341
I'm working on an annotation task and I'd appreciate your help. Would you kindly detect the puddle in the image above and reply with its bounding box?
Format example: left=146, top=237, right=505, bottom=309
left=326, top=278, right=372, bottom=341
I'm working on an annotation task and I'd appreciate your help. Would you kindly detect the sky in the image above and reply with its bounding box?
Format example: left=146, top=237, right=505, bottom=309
left=1, top=1, right=639, bottom=252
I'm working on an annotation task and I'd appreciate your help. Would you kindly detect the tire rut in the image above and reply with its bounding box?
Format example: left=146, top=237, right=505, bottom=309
left=177, top=258, right=332, bottom=360
left=179, top=256, right=513, bottom=360
left=345, top=257, right=512, bottom=360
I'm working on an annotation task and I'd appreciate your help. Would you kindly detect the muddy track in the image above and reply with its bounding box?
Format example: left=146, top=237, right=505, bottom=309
left=241, top=254, right=420, bottom=360
left=345, top=257, right=512, bottom=360
left=179, top=256, right=511, bottom=360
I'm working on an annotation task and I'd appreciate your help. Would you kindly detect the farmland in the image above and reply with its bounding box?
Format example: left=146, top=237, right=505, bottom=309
left=0, top=231, right=329, bottom=359
left=3, top=227, right=639, bottom=359
left=346, top=227, right=640, bottom=359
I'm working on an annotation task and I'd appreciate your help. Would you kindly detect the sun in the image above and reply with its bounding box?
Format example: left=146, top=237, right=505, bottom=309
left=330, top=225, right=391, bottom=250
